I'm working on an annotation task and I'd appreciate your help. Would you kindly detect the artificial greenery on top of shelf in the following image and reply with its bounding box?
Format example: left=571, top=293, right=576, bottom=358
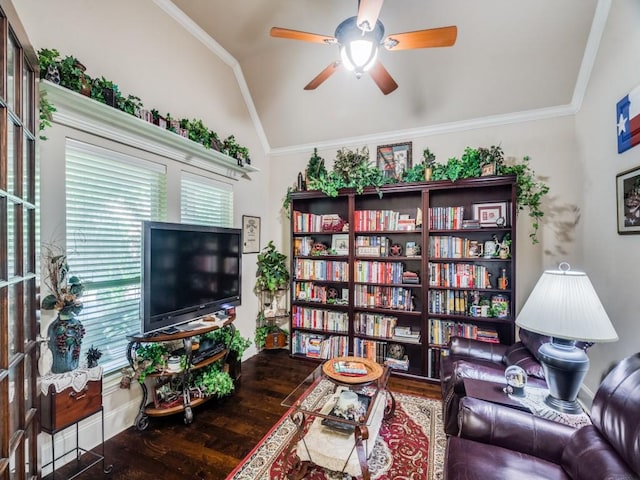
left=287, top=144, right=549, bottom=244
left=36, top=47, right=251, bottom=160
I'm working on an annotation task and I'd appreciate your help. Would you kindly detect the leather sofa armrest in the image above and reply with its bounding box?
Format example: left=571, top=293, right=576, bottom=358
left=458, top=397, right=576, bottom=465
left=561, top=426, right=638, bottom=480
left=449, top=337, right=508, bottom=363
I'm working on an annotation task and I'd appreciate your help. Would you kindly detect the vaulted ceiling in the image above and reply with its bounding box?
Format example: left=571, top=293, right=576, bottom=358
left=168, top=0, right=601, bottom=152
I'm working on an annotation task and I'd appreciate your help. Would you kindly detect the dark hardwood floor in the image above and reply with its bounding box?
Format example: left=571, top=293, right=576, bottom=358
left=45, top=350, right=441, bottom=480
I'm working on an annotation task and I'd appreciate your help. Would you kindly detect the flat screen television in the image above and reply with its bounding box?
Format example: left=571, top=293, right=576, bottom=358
left=141, top=221, right=242, bottom=334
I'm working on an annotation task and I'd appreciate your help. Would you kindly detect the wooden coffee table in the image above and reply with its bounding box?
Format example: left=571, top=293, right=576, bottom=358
left=281, top=357, right=395, bottom=480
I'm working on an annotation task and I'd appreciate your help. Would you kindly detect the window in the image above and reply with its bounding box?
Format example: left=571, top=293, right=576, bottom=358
left=65, top=139, right=167, bottom=372
left=181, top=171, right=233, bottom=227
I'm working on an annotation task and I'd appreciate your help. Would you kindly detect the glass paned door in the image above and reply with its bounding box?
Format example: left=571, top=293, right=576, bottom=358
left=0, top=4, right=39, bottom=480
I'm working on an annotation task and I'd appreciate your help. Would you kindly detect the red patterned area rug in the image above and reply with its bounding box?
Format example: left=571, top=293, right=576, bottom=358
left=226, top=388, right=445, bottom=480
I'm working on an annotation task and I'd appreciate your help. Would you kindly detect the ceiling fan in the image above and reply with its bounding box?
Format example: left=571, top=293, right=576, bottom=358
left=270, top=0, right=457, bottom=95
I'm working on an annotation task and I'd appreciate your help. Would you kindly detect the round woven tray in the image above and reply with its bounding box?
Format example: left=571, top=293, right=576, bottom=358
left=322, top=356, right=383, bottom=384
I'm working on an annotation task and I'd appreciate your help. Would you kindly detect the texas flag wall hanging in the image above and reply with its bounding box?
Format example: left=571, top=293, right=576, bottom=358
left=617, top=84, right=640, bottom=153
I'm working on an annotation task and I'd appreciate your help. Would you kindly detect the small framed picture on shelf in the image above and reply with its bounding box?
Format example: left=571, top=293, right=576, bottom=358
left=472, top=202, right=508, bottom=227
left=405, top=241, right=420, bottom=257
left=377, top=142, right=412, bottom=179
left=331, top=234, right=349, bottom=254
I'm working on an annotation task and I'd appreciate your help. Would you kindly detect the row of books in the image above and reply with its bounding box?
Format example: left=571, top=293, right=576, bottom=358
left=353, top=312, right=398, bottom=339
left=428, top=289, right=469, bottom=315
left=429, top=318, right=499, bottom=346
left=291, top=332, right=349, bottom=359
left=294, top=281, right=348, bottom=304
left=354, top=260, right=406, bottom=284
left=293, top=211, right=346, bottom=233
left=353, top=338, right=389, bottom=364
left=428, top=262, right=491, bottom=288
left=291, top=306, right=349, bottom=332
left=428, top=206, right=464, bottom=230
left=354, top=285, right=414, bottom=311
left=354, top=210, right=417, bottom=231
left=429, top=235, right=478, bottom=259
left=294, top=259, right=349, bottom=282
left=427, top=348, right=447, bottom=379
left=355, top=235, right=392, bottom=256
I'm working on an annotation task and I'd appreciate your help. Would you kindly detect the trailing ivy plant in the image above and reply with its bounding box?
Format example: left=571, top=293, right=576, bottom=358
left=502, top=156, right=549, bottom=243
left=39, top=91, right=56, bottom=140
left=201, top=326, right=251, bottom=358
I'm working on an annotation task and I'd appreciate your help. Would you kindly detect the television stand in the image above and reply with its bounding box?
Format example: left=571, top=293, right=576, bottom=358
left=125, top=316, right=236, bottom=430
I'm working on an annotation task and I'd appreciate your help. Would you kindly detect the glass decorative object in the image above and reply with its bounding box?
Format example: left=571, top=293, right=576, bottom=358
left=504, top=365, right=527, bottom=396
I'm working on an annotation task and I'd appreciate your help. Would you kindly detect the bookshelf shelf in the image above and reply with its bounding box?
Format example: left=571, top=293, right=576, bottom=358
left=288, top=177, right=517, bottom=380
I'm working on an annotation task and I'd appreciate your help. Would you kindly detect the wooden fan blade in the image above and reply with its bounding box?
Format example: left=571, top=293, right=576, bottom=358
left=369, top=62, right=398, bottom=95
left=384, top=26, right=457, bottom=51
left=304, top=62, right=341, bottom=90
left=270, top=27, right=336, bottom=45
left=357, top=0, right=385, bottom=32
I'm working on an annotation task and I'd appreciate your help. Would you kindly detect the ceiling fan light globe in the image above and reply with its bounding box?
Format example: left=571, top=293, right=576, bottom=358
left=341, top=41, right=378, bottom=75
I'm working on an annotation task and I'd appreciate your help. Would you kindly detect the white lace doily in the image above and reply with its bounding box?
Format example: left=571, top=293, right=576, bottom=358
left=41, top=366, right=103, bottom=395
left=510, top=385, right=591, bottom=428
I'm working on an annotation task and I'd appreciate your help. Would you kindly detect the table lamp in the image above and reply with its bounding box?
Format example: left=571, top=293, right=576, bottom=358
left=515, top=262, right=618, bottom=413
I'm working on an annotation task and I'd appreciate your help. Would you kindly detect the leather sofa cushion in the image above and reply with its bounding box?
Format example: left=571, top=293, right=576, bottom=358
left=504, top=342, right=546, bottom=379
left=445, top=437, right=570, bottom=480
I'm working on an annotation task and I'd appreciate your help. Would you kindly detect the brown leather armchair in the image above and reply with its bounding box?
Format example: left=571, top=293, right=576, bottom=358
left=444, top=353, right=640, bottom=480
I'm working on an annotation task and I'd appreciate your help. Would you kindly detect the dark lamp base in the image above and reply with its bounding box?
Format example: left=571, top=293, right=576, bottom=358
left=543, top=394, right=583, bottom=414
left=538, top=338, right=589, bottom=414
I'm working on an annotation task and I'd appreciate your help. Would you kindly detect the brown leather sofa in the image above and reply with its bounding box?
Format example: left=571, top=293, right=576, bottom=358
left=444, top=353, right=640, bottom=480
left=439, top=329, right=549, bottom=435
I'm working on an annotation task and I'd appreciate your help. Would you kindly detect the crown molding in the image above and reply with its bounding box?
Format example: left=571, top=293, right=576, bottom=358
left=268, top=104, right=578, bottom=157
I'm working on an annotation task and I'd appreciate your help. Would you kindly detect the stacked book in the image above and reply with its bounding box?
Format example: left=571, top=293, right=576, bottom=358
left=392, top=326, right=421, bottom=344
left=385, top=357, right=410, bottom=371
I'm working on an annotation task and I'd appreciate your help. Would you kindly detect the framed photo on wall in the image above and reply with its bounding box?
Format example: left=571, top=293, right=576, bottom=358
left=242, top=215, right=261, bottom=253
left=377, top=142, right=412, bottom=179
left=616, top=166, right=640, bottom=234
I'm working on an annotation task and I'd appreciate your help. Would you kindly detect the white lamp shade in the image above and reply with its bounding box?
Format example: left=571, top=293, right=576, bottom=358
left=516, top=266, right=618, bottom=343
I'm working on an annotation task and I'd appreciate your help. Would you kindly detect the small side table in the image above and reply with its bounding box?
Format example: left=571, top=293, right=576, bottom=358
left=41, top=368, right=113, bottom=479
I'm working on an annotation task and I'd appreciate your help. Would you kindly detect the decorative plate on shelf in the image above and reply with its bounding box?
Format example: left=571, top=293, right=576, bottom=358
left=322, top=356, right=383, bottom=384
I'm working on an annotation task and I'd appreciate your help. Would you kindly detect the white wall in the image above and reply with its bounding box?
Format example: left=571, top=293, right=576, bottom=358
left=575, top=0, right=640, bottom=396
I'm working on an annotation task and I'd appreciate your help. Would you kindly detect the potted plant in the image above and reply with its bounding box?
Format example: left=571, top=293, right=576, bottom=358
left=423, top=148, right=436, bottom=181
left=191, top=362, right=234, bottom=398
left=91, top=76, right=121, bottom=107
left=255, top=241, right=290, bottom=298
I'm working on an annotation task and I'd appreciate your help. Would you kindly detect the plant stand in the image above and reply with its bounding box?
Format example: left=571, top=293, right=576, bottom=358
left=257, top=288, right=290, bottom=350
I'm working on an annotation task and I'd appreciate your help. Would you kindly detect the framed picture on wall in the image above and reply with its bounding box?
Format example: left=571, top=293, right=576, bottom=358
left=377, top=142, right=412, bottom=179
left=616, top=166, right=640, bottom=234
left=242, top=215, right=261, bottom=253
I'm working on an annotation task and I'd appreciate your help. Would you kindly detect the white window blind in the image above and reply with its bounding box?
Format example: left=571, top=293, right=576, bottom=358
left=65, top=139, right=167, bottom=372
left=181, top=172, right=233, bottom=227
